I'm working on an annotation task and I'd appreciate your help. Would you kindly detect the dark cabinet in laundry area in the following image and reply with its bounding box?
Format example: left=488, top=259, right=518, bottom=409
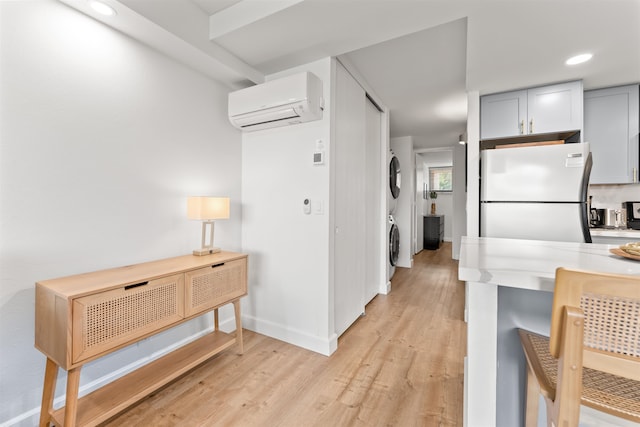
left=423, top=215, right=444, bottom=250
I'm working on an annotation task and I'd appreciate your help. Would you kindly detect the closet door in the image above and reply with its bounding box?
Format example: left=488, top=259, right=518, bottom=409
left=364, top=98, right=382, bottom=304
left=334, top=62, right=366, bottom=337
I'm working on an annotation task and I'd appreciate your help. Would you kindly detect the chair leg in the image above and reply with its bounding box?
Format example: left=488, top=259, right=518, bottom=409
left=524, top=365, right=540, bottom=427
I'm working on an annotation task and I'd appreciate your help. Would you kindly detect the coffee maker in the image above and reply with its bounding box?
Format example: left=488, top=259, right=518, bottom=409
left=625, top=201, right=640, bottom=230
left=589, top=208, right=605, bottom=227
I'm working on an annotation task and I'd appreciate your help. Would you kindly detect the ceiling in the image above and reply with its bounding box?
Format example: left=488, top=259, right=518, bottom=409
left=63, top=0, right=640, bottom=149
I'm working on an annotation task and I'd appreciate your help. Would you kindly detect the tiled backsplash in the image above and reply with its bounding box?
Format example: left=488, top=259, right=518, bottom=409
left=589, top=184, right=640, bottom=209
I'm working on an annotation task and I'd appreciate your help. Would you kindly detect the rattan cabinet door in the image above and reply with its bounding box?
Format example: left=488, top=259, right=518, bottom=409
left=72, top=273, right=185, bottom=364
left=185, top=259, right=247, bottom=317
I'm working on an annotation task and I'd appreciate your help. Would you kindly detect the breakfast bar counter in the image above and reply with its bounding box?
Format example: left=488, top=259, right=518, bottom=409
left=458, top=236, right=640, bottom=427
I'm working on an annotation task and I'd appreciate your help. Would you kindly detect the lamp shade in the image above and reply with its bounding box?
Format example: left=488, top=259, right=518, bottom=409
left=187, top=197, right=230, bottom=220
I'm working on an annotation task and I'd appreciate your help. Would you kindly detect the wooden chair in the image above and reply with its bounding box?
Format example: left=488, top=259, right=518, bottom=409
left=518, top=267, right=640, bottom=427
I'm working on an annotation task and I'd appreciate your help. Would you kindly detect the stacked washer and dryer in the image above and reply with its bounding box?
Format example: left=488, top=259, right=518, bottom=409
left=388, top=150, right=401, bottom=280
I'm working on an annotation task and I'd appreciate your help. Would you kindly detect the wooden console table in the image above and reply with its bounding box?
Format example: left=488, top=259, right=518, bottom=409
left=35, top=251, right=248, bottom=427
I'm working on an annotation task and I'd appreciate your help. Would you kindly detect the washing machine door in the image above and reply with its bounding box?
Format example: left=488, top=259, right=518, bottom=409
left=389, top=155, right=401, bottom=199
left=389, top=220, right=400, bottom=267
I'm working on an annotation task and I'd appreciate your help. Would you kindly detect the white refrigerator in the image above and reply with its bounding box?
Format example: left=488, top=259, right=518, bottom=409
left=480, top=142, right=592, bottom=243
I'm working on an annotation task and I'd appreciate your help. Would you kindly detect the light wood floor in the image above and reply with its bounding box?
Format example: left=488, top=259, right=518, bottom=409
left=104, top=243, right=466, bottom=426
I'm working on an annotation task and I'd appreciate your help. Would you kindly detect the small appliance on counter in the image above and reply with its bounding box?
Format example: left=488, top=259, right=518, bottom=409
left=603, top=208, right=627, bottom=229
left=625, top=201, right=640, bottom=230
left=590, top=208, right=604, bottom=227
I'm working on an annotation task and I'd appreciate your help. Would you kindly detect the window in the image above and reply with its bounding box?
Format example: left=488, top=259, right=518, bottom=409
left=429, top=166, right=452, bottom=192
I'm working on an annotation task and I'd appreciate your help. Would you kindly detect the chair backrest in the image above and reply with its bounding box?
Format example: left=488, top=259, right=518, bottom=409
left=550, top=267, right=640, bottom=380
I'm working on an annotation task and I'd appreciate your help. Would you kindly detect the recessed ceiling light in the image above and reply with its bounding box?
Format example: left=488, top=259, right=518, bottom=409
left=88, top=0, right=116, bottom=16
left=566, top=53, right=593, bottom=65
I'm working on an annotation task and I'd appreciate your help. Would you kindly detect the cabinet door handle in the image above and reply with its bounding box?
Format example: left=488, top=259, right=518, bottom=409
left=124, top=281, right=149, bottom=290
left=519, top=120, right=524, bottom=135
left=529, top=118, right=534, bottom=134
left=211, top=263, right=225, bottom=268
left=633, top=167, right=638, bottom=183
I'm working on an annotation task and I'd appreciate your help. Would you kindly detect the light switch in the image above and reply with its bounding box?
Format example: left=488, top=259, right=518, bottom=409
left=312, top=200, right=323, bottom=215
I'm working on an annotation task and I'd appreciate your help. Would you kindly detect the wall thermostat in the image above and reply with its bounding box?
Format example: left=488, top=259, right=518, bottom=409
left=313, top=151, right=324, bottom=165
left=303, top=198, right=311, bottom=214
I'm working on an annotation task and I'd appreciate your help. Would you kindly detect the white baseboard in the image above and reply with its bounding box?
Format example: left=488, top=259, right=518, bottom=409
left=241, top=314, right=337, bottom=356
left=379, top=280, right=391, bottom=295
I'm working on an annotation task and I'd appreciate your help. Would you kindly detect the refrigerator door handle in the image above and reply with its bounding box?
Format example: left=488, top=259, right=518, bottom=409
left=580, top=152, right=593, bottom=243
left=581, top=204, right=592, bottom=243
left=580, top=152, right=593, bottom=203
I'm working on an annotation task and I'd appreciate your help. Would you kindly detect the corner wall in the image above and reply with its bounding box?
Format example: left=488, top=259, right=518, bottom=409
left=0, top=1, right=242, bottom=424
left=240, top=58, right=335, bottom=355
left=466, top=91, right=481, bottom=238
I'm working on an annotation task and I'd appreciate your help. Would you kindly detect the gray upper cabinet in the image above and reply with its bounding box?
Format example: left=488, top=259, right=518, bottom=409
left=480, top=90, right=527, bottom=139
left=481, top=81, right=583, bottom=140
left=585, top=84, right=639, bottom=184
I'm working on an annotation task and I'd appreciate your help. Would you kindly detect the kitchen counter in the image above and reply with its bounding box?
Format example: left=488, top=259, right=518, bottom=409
left=459, top=236, right=640, bottom=427
left=459, top=236, right=640, bottom=290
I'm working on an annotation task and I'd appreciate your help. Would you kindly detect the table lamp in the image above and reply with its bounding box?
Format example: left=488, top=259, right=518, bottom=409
left=187, top=196, right=230, bottom=255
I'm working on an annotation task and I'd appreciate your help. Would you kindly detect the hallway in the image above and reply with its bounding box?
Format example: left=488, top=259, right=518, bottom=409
left=105, top=243, right=466, bottom=426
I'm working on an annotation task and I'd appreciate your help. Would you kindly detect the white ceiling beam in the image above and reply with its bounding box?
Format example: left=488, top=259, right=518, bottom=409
left=58, top=0, right=264, bottom=87
left=209, top=0, right=304, bottom=40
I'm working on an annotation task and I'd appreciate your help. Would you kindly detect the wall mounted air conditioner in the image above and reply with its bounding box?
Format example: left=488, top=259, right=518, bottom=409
left=228, top=72, right=323, bottom=132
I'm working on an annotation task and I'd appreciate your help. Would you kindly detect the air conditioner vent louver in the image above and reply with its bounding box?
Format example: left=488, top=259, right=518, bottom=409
left=240, top=116, right=299, bottom=129
left=228, top=72, right=323, bottom=132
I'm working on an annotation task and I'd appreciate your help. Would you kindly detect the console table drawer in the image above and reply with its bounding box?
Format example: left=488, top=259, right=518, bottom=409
left=185, top=258, right=247, bottom=317
left=72, top=273, right=185, bottom=363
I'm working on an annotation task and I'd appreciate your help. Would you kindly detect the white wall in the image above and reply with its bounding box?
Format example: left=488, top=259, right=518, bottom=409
left=390, top=136, right=414, bottom=268
left=0, top=1, right=242, bottom=425
left=241, top=58, right=336, bottom=355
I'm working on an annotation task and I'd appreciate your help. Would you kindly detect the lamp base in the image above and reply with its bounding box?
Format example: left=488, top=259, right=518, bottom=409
left=193, top=247, right=221, bottom=256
